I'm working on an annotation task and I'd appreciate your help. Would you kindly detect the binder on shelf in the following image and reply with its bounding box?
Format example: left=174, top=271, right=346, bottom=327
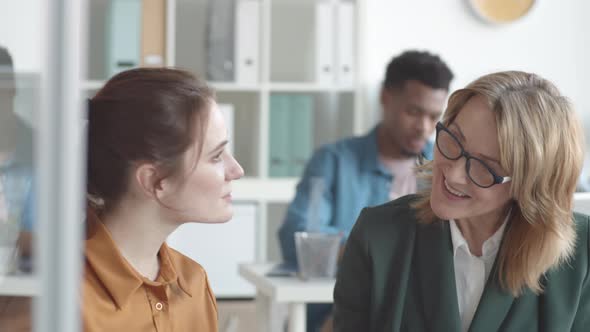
left=235, top=0, right=260, bottom=85
left=269, top=94, right=291, bottom=177
left=218, top=103, right=235, bottom=153
left=269, top=94, right=314, bottom=178
left=107, top=0, right=142, bottom=77
left=315, top=1, right=334, bottom=85
left=206, top=0, right=236, bottom=81
left=337, top=2, right=355, bottom=87
left=141, top=0, right=166, bottom=67
left=289, top=95, right=313, bottom=176
left=166, top=203, right=257, bottom=298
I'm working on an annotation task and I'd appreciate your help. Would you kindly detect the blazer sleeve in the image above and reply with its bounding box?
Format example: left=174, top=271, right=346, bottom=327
left=333, top=208, right=372, bottom=332
left=572, top=215, right=590, bottom=331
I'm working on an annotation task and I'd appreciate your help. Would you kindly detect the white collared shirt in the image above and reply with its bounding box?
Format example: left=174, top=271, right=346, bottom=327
left=449, top=218, right=507, bottom=332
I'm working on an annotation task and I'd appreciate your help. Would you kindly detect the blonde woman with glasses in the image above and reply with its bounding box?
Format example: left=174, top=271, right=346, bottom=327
left=333, top=71, right=589, bottom=332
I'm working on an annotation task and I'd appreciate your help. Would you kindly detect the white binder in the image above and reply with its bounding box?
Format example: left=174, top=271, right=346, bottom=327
left=315, top=1, right=334, bottom=85
left=337, top=2, right=355, bottom=87
left=235, top=0, right=260, bottom=85
left=218, top=103, right=235, bottom=153
left=167, top=204, right=257, bottom=298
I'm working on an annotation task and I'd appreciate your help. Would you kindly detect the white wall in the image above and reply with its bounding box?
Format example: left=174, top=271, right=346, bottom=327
left=362, top=0, right=590, bottom=137
left=0, top=0, right=42, bottom=72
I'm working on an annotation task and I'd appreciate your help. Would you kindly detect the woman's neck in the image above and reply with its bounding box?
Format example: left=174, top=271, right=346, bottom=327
left=101, top=199, right=177, bottom=281
left=455, top=207, right=510, bottom=257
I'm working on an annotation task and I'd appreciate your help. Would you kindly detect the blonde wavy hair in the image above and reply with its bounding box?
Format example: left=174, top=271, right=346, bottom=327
left=412, top=71, right=585, bottom=296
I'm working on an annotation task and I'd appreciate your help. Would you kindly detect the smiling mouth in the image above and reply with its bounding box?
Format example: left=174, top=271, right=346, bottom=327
left=444, top=179, right=470, bottom=198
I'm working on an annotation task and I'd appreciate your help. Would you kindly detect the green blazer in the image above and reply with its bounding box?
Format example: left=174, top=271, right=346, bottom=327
left=333, top=195, right=590, bottom=332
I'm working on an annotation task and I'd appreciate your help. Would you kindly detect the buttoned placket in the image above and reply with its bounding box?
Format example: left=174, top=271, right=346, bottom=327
left=144, top=283, right=170, bottom=332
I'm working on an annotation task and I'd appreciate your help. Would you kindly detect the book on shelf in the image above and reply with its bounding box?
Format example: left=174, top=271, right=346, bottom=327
left=269, top=94, right=314, bottom=178
left=269, top=94, right=291, bottom=177
left=234, top=0, right=260, bottom=85
left=289, top=95, right=313, bottom=176
left=206, top=0, right=236, bottom=81
left=107, top=0, right=142, bottom=76
left=141, top=0, right=166, bottom=67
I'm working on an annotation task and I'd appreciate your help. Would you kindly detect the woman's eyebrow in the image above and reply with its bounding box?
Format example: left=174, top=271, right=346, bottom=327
left=208, top=140, right=228, bottom=155
left=452, top=123, right=502, bottom=165
left=450, top=123, right=466, bottom=141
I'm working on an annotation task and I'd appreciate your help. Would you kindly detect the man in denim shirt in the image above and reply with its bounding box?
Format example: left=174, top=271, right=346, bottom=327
left=0, top=47, right=35, bottom=273
left=0, top=46, right=36, bottom=332
left=278, top=50, right=453, bottom=332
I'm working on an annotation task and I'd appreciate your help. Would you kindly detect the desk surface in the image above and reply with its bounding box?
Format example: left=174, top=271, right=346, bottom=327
left=238, top=263, right=335, bottom=303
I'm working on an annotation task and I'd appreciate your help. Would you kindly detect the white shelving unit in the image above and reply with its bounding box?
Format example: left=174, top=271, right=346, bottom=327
left=83, top=0, right=366, bottom=297
left=0, top=275, right=39, bottom=297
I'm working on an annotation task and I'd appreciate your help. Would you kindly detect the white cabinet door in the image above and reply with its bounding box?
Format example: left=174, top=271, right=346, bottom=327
left=167, top=203, right=257, bottom=298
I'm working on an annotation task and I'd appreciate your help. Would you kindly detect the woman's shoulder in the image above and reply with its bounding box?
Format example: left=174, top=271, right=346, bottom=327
left=574, top=211, right=590, bottom=231
left=351, top=194, right=421, bottom=242
left=573, top=211, right=590, bottom=258
left=165, top=246, right=218, bottom=304
left=361, top=194, right=421, bottom=224
left=165, top=246, right=208, bottom=280
left=544, top=212, right=589, bottom=282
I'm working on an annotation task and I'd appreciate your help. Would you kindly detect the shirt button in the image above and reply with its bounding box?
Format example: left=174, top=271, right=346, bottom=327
left=155, top=302, right=164, bottom=311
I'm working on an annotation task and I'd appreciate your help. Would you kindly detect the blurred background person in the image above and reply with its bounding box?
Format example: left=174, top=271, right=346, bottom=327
left=0, top=46, right=35, bottom=332
left=278, top=50, right=453, bottom=332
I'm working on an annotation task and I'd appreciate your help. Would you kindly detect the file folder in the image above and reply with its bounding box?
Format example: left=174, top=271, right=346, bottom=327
left=337, top=2, right=355, bottom=87
left=107, top=0, right=142, bottom=76
left=206, top=0, right=236, bottom=81
left=235, top=0, right=260, bottom=84
left=141, top=0, right=166, bottom=67
left=315, top=1, right=334, bottom=85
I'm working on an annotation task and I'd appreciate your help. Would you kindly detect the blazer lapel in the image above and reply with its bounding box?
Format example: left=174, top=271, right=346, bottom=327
left=467, top=262, right=515, bottom=331
left=415, top=221, right=461, bottom=331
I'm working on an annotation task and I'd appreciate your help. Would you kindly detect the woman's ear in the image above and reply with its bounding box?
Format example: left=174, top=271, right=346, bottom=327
left=134, top=163, right=165, bottom=200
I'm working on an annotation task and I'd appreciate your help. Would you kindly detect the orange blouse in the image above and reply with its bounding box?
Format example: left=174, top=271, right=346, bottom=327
left=82, top=212, right=217, bottom=332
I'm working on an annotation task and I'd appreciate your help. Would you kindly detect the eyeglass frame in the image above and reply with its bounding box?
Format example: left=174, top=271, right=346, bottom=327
left=435, top=122, right=511, bottom=188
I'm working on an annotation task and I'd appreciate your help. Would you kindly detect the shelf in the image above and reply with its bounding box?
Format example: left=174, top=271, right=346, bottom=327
left=233, top=178, right=298, bottom=203
left=83, top=80, right=355, bottom=93
left=213, top=82, right=357, bottom=92
left=0, top=275, right=39, bottom=297
left=211, top=82, right=261, bottom=92
left=82, top=80, right=105, bottom=90
left=84, top=80, right=261, bottom=92
left=268, top=83, right=355, bottom=92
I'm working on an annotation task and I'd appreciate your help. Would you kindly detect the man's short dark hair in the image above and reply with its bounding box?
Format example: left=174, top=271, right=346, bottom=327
left=384, top=50, right=453, bottom=91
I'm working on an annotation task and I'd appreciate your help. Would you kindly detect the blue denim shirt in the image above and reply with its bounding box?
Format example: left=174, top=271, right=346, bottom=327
left=0, top=121, right=34, bottom=233
left=278, top=126, right=433, bottom=265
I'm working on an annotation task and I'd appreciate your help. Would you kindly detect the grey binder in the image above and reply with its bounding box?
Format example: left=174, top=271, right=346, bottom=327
left=206, top=0, right=236, bottom=81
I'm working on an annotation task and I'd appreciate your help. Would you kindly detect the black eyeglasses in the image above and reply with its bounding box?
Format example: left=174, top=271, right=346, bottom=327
left=435, top=122, right=511, bottom=188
